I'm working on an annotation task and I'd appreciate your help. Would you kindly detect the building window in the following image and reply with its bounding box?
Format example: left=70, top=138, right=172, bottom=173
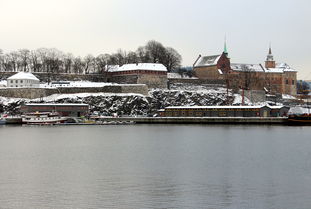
left=286, top=79, right=289, bottom=84
left=292, top=80, right=295, bottom=85
left=21, top=80, right=23, bottom=83
left=15, top=80, right=18, bottom=83
left=10, top=80, right=13, bottom=83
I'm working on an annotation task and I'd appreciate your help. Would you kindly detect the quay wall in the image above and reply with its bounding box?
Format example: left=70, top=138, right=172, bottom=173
left=96, top=116, right=287, bottom=124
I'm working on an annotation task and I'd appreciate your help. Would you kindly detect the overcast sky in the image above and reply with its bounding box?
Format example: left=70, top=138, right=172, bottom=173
left=0, top=0, right=310, bottom=78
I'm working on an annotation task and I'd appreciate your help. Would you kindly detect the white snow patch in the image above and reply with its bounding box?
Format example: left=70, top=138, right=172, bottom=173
left=32, top=92, right=145, bottom=102
left=288, top=106, right=311, bottom=115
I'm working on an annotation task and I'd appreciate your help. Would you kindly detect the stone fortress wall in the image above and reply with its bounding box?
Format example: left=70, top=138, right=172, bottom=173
left=0, top=85, right=148, bottom=99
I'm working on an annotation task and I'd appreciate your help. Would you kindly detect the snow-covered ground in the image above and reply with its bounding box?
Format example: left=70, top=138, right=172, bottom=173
left=0, top=80, right=7, bottom=87
left=31, top=92, right=145, bottom=102
left=39, top=81, right=136, bottom=88
left=167, top=73, right=198, bottom=79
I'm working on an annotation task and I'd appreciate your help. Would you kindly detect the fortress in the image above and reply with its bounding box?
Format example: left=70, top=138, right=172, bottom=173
left=193, top=45, right=297, bottom=95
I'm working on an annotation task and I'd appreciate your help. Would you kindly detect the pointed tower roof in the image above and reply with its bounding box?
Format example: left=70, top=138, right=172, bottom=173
left=223, top=37, right=229, bottom=58
left=266, top=44, right=274, bottom=61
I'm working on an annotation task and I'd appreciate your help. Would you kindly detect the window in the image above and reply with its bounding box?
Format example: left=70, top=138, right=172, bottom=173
left=20, top=80, right=23, bottom=83
left=10, top=80, right=13, bottom=83
left=292, top=80, right=295, bottom=85
left=286, top=79, right=289, bottom=84
left=15, top=80, right=18, bottom=83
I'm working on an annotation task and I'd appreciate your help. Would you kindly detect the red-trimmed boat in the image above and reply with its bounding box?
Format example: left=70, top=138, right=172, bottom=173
left=22, top=112, right=66, bottom=125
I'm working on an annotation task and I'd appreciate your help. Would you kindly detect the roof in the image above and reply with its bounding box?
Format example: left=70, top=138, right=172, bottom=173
left=194, top=55, right=222, bottom=67
left=165, top=105, right=266, bottom=109
left=108, top=63, right=167, bottom=72
left=25, top=103, right=89, bottom=106
left=231, top=63, right=297, bottom=73
left=165, top=105, right=286, bottom=110
left=7, top=72, right=39, bottom=81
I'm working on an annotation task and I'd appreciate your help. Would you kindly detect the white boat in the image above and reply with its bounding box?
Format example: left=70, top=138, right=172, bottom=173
left=0, top=118, right=6, bottom=125
left=22, top=112, right=67, bottom=124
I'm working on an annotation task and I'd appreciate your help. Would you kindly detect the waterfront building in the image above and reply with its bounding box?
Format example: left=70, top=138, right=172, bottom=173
left=7, top=72, right=40, bottom=88
left=21, top=103, right=89, bottom=117
left=159, top=105, right=289, bottom=118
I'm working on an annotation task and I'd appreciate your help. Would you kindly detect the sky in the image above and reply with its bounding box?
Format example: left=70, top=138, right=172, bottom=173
left=0, top=0, right=310, bottom=79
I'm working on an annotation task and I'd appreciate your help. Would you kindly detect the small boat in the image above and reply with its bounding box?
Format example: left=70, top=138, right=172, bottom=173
left=22, top=112, right=67, bottom=125
left=287, top=114, right=311, bottom=124
left=0, top=118, right=6, bottom=125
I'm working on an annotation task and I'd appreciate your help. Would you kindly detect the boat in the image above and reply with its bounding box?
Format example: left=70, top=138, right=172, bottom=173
left=287, top=106, right=311, bottom=124
left=287, top=114, right=311, bottom=124
left=0, top=118, right=6, bottom=125
left=22, top=112, right=67, bottom=125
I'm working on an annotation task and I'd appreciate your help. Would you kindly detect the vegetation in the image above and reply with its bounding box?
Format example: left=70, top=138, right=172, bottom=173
left=297, top=80, right=311, bottom=95
left=0, top=40, right=182, bottom=74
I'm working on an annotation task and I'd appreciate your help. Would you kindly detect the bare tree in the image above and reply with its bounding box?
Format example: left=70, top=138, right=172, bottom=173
left=163, top=47, right=182, bottom=71
left=18, top=49, right=30, bottom=72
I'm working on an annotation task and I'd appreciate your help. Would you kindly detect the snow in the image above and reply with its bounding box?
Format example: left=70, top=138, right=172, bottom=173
left=165, top=105, right=264, bottom=109
left=231, top=63, right=297, bottom=73
left=7, top=72, right=40, bottom=81
left=232, top=94, right=251, bottom=105
left=108, top=63, right=167, bottom=72
left=167, top=73, right=198, bottom=79
left=282, top=94, right=296, bottom=100
left=39, top=81, right=142, bottom=88
left=288, top=106, right=311, bottom=115
left=0, top=80, right=7, bottom=87
left=31, top=92, right=145, bottom=103
left=194, top=55, right=221, bottom=67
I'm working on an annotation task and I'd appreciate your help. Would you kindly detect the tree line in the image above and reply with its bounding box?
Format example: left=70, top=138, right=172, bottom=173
left=0, top=40, right=182, bottom=74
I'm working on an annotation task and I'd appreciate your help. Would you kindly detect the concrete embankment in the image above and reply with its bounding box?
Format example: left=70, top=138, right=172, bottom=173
left=94, top=117, right=288, bottom=124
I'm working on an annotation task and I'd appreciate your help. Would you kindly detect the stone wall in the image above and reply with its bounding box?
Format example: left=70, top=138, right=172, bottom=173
left=0, top=84, right=148, bottom=99
left=0, top=72, right=106, bottom=82
left=168, top=78, right=225, bottom=86
left=108, top=74, right=168, bottom=89
left=241, top=90, right=266, bottom=103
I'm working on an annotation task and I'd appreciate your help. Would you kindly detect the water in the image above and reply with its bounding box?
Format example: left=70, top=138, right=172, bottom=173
left=0, top=124, right=311, bottom=209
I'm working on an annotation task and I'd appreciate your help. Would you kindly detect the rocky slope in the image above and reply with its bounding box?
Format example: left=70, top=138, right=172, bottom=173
left=0, top=85, right=232, bottom=116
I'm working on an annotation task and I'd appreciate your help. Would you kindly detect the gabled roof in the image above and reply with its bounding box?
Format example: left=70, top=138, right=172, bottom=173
left=194, top=55, right=222, bottom=67
left=231, top=63, right=265, bottom=72
left=7, top=72, right=39, bottom=81
left=107, top=63, right=167, bottom=72
left=231, top=63, right=297, bottom=73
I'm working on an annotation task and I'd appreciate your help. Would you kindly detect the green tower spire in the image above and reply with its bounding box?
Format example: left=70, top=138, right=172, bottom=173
left=224, top=36, right=228, bottom=57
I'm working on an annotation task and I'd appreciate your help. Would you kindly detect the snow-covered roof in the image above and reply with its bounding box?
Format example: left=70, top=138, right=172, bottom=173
left=7, top=72, right=39, bottom=81
left=231, top=63, right=297, bottom=73
left=108, top=63, right=167, bottom=72
left=231, top=63, right=265, bottom=72
left=25, top=103, right=89, bottom=106
left=194, top=55, right=222, bottom=67
left=165, top=105, right=266, bottom=109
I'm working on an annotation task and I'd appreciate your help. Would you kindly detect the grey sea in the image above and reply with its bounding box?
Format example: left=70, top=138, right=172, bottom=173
left=0, top=124, right=311, bottom=209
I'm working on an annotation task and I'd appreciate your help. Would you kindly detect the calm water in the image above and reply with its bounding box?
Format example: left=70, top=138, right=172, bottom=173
left=0, top=124, right=311, bottom=209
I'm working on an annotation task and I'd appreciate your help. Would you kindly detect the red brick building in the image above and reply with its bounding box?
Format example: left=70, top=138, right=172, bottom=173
left=193, top=47, right=297, bottom=95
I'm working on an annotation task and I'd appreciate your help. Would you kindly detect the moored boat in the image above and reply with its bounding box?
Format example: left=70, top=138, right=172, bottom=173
left=0, top=118, right=6, bottom=125
left=287, top=114, right=311, bottom=124
left=22, top=112, right=67, bottom=125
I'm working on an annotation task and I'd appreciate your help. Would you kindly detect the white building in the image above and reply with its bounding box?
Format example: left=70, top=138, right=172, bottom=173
left=7, top=72, right=40, bottom=88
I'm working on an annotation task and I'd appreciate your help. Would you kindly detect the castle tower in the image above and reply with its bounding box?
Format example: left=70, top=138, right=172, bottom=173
left=265, top=45, right=276, bottom=68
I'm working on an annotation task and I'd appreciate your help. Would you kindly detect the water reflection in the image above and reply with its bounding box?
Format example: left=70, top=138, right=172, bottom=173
left=0, top=125, right=311, bottom=208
